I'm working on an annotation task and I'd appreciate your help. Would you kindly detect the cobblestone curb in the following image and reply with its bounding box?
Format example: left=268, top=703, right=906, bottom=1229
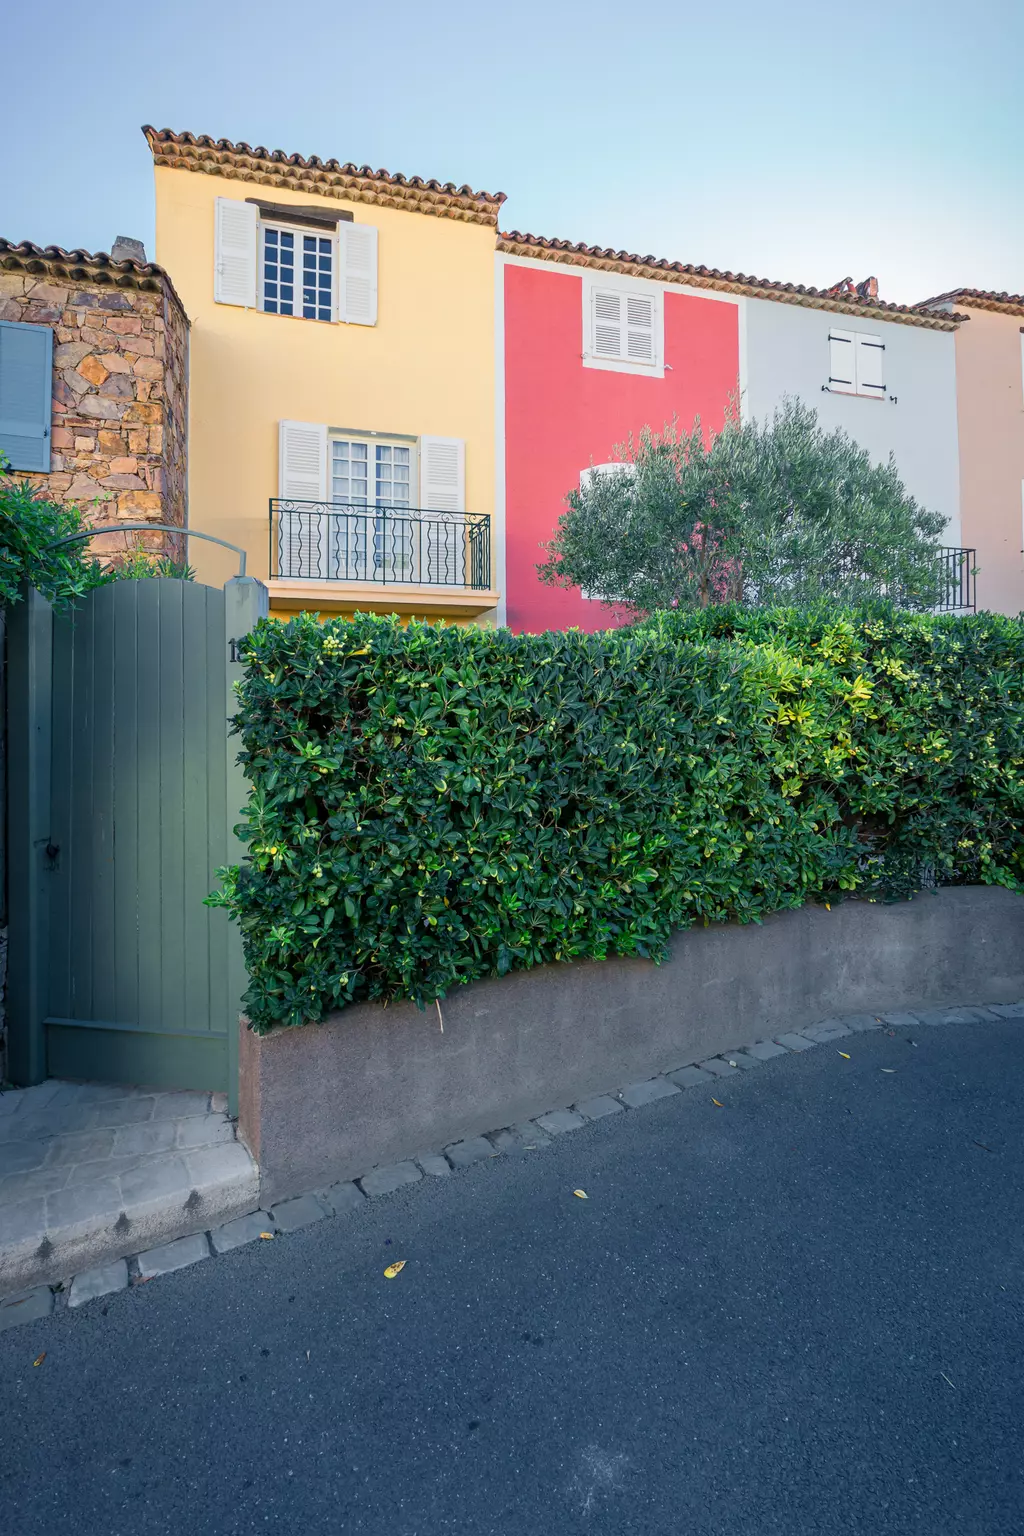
left=3, top=1001, right=1020, bottom=1331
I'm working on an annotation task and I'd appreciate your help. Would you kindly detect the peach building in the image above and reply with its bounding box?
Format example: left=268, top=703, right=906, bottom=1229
left=920, top=289, right=1024, bottom=615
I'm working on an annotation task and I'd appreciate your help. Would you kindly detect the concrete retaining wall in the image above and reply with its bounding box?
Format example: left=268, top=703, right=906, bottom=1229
left=239, top=885, right=1024, bottom=1203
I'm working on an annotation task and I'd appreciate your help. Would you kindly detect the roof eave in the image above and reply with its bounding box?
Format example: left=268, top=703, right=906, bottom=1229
left=499, top=235, right=966, bottom=331
left=0, top=239, right=188, bottom=318
left=143, top=126, right=506, bottom=228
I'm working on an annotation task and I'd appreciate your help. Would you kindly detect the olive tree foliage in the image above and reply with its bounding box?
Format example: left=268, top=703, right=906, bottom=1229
left=537, top=399, right=949, bottom=612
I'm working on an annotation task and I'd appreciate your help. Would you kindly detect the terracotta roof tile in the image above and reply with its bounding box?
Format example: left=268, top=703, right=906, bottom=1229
left=143, top=127, right=506, bottom=226
left=0, top=238, right=187, bottom=316
left=499, top=231, right=968, bottom=330
left=918, top=288, right=1024, bottom=317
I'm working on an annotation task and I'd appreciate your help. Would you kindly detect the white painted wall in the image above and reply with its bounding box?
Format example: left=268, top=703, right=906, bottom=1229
left=742, top=298, right=961, bottom=545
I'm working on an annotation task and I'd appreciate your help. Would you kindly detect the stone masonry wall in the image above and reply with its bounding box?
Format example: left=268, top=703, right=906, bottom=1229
left=0, top=259, right=189, bottom=561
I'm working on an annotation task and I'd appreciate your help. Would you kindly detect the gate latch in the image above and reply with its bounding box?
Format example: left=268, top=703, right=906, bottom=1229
left=44, top=841, right=60, bottom=870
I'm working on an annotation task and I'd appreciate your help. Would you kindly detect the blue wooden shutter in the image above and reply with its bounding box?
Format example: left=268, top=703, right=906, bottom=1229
left=0, top=320, right=53, bottom=471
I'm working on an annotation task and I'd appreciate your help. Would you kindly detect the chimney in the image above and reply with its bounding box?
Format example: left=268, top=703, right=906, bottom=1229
left=110, top=235, right=147, bottom=265
left=856, top=276, right=879, bottom=300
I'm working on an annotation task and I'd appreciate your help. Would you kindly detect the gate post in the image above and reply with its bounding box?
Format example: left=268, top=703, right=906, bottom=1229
left=223, top=577, right=269, bottom=1116
left=6, top=586, right=54, bottom=1085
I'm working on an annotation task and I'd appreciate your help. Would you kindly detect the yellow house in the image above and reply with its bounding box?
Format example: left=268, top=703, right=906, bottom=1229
left=146, top=126, right=503, bottom=622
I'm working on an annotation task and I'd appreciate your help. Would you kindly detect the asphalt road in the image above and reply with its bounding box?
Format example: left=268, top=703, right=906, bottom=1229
left=3, top=1019, right=1023, bottom=1536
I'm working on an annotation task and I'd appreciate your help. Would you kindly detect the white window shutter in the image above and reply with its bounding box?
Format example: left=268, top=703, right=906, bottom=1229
left=420, top=436, right=465, bottom=512
left=855, top=333, right=886, bottom=396
left=278, top=422, right=328, bottom=580
left=340, top=224, right=378, bottom=325
left=279, top=420, right=327, bottom=500
left=828, top=330, right=856, bottom=391
left=214, top=197, right=258, bottom=307
left=625, top=295, right=654, bottom=362
left=592, top=290, right=623, bottom=358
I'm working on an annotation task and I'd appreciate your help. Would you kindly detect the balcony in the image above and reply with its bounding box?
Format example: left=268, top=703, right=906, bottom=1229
left=749, top=548, right=977, bottom=612
left=933, top=547, right=976, bottom=612
left=268, top=499, right=498, bottom=618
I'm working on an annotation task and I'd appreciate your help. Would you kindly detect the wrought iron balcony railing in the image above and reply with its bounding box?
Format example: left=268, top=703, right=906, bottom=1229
left=933, top=547, right=976, bottom=612
left=748, top=547, right=977, bottom=612
left=270, top=500, right=492, bottom=590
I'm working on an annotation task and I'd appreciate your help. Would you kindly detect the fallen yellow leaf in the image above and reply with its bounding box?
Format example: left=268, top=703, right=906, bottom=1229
left=573, top=1189, right=588, bottom=1199
left=259, top=1232, right=275, bottom=1240
left=825, top=903, right=831, bottom=911
left=33, top=1353, right=45, bottom=1367
left=384, top=1260, right=406, bottom=1279
left=838, top=1051, right=851, bottom=1059
left=712, top=1098, right=724, bottom=1108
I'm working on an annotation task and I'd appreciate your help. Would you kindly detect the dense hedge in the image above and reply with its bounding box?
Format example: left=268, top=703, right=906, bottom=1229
left=214, top=607, right=1024, bottom=1031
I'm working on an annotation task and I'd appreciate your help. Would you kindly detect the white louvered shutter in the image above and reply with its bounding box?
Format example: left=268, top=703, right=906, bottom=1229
left=592, top=290, right=623, bottom=358
left=420, top=436, right=466, bottom=586
left=625, top=295, right=654, bottom=361
left=340, top=223, right=378, bottom=325
left=278, top=421, right=328, bottom=579
left=419, top=436, right=465, bottom=512
left=214, top=198, right=258, bottom=307
left=828, top=330, right=856, bottom=391
left=855, top=333, right=886, bottom=397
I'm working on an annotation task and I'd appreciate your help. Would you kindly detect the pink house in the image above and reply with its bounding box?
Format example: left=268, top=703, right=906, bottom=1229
left=920, top=289, right=1024, bottom=616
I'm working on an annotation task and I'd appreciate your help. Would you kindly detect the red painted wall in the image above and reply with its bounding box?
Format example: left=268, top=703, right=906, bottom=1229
left=503, top=261, right=740, bottom=633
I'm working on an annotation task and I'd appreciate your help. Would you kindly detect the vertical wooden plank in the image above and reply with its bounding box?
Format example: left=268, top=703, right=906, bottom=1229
left=5, top=586, right=53, bottom=1085
left=88, top=583, right=117, bottom=1025
left=205, top=585, right=230, bottom=1049
left=68, top=588, right=96, bottom=1021
left=181, top=584, right=212, bottom=1033
left=47, top=604, right=75, bottom=1020
left=223, top=577, right=269, bottom=1114
left=113, top=582, right=140, bottom=1026
left=158, top=580, right=186, bottom=1032
left=134, top=577, right=163, bottom=1030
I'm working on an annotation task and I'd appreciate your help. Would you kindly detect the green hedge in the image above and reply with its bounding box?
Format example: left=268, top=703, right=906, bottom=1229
left=214, top=606, right=1024, bottom=1032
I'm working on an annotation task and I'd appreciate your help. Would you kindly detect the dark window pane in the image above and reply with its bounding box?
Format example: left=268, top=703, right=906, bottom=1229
left=281, top=231, right=294, bottom=247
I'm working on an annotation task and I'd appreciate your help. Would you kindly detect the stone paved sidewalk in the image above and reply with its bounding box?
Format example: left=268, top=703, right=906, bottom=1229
left=0, top=1081, right=257, bottom=1295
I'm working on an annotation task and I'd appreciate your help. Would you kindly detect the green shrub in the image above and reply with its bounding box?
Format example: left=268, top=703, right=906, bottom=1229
left=212, top=606, right=1024, bottom=1033
left=0, top=461, right=106, bottom=608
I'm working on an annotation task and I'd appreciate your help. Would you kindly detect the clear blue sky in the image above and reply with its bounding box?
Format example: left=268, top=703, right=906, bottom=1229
left=2, top=0, right=1020, bottom=306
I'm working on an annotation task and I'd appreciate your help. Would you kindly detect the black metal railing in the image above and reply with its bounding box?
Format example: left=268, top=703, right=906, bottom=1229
left=270, top=500, right=492, bottom=589
left=934, top=547, right=976, bottom=612
left=747, top=547, right=977, bottom=613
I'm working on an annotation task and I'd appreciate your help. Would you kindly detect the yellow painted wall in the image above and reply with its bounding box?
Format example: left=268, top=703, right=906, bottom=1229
left=152, top=166, right=497, bottom=596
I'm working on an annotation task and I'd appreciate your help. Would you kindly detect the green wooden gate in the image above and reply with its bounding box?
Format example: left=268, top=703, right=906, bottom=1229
left=6, top=575, right=267, bottom=1109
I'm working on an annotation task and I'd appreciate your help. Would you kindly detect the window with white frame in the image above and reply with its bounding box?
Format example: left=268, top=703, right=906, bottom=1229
left=577, top=462, right=635, bottom=598
left=329, top=436, right=415, bottom=580
left=583, top=275, right=663, bottom=375
left=828, top=329, right=886, bottom=398
left=277, top=421, right=465, bottom=585
left=262, top=226, right=333, bottom=322
left=213, top=198, right=378, bottom=324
